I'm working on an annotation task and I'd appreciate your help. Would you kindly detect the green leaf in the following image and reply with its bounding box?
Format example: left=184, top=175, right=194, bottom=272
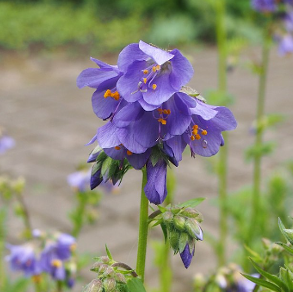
left=127, top=278, right=147, bottom=292
left=101, top=156, right=112, bottom=177
left=178, top=198, right=205, bottom=208
left=249, top=258, right=289, bottom=292
left=160, top=222, right=168, bottom=242
left=241, top=274, right=281, bottom=292
left=178, top=233, right=189, bottom=253
left=278, top=218, right=293, bottom=245
left=105, top=245, right=113, bottom=261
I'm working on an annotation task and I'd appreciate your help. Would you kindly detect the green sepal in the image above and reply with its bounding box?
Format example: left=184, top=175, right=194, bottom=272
left=276, top=242, right=293, bottom=256
left=241, top=274, right=281, bottom=292
left=157, top=205, right=166, bottom=213
left=169, top=230, right=180, bottom=253
left=278, top=218, right=293, bottom=245
left=90, top=144, right=103, bottom=159
left=244, top=245, right=263, bottom=262
left=173, top=215, right=186, bottom=231
left=178, top=232, right=189, bottom=253
left=127, top=278, right=147, bottom=292
left=188, top=238, right=195, bottom=254
left=249, top=258, right=289, bottom=292
left=101, top=156, right=112, bottom=177
left=91, top=162, right=102, bottom=177
left=280, top=267, right=293, bottom=290
left=160, top=222, right=168, bottom=242
left=178, top=198, right=205, bottom=208
left=105, top=244, right=113, bottom=261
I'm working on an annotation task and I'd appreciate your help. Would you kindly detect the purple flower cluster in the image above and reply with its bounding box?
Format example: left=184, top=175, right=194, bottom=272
left=251, top=0, right=293, bottom=55
left=0, top=134, right=15, bottom=155
left=77, top=41, right=237, bottom=205
left=6, top=232, right=76, bottom=288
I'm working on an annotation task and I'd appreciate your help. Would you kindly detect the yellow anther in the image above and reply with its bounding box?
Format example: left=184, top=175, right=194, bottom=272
left=195, top=134, right=201, bottom=140
left=190, top=135, right=195, bottom=141
left=152, top=84, right=157, bottom=90
left=104, top=89, right=112, bottom=98
left=152, top=66, right=157, bottom=72
left=115, top=146, right=121, bottom=150
left=111, top=91, right=120, bottom=100
left=127, top=150, right=133, bottom=156
left=163, top=109, right=171, bottom=115
left=193, top=125, right=199, bottom=130
left=156, top=65, right=161, bottom=71
left=143, top=69, right=149, bottom=74
left=157, top=108, right=163, bottom=114
left=143, top=78, right=147, bottom=84
left=192, top=129, right=198, bottom=135
left=70, top=243, right=76, bottom=252
left=51, top=259, right=62, bottom=268
left=32, top=275, right=42, bottom=283
left=201, top=130, right=207, bottom=136
left=158, top=118, right=167, bottom=125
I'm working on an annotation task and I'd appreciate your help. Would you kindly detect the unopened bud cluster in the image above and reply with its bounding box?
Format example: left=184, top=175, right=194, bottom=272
left=151, top=205, right=203, bottom=256
left=83, top=256, right=135, bottom=292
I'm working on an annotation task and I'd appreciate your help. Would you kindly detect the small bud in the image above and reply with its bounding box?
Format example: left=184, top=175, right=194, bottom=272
left=173, top=215, right=186, bottom=231
left=103, top=266, right=115, bottom=277
left=86, top=279, right=103, bottom=292
left=185, top=218, right=203, bottom=241
left=171, top=207, right=182, bottom=215
left=103, top=278, right=116, bottom=292
left=181, top=208, right=203, bottom=222
left=90, top=262, right=103, bottom=272
left=98, top=264, right=108, bottom=274
left=100, top=256, right=110, bottom=264
left=162, top=211, right=173, bottom=224
left=115, top=273, right=126, bottom=283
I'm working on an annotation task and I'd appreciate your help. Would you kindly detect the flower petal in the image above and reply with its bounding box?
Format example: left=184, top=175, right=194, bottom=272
left=97, top=122, right=121, bottom=148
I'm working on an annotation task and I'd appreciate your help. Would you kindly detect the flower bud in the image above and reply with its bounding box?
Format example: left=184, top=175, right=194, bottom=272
left=181, top=208, right=203, bottom=222
left=103, top=278, right=116, bottom=292
left=98, top=264, right=108, bottom=274
left=173, top=215, right=186, bottom=231
left=90, top=262, right=103, bottom=272
left=100, top=256, right=110, bottom=264
left=103, top=266, right=115, bottom=277
left=86, top=279, right=103, bottom=292
left=185, top=218, right=203, bottom=241
left=115, top=273, right=126, bottom=284
left=171, top=207, right=182, bottom=215
left=162, top=211, right=173, bottom=224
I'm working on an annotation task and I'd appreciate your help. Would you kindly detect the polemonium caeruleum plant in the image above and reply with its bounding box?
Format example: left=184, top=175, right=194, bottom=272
left=77, top=40, right=237, bottom=290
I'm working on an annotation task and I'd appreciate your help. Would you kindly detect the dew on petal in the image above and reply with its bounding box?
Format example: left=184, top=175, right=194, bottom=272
left=202, top=140, right=208, bottom=148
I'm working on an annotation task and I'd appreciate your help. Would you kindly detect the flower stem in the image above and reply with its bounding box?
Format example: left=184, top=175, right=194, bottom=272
left=136, top=168, right=149, bottom=282
left=249, top=30, right=271, bottom=241
left=0, top=209, right=7, bottom=291
left=215, top=0, right=228, bottom=267
left=71, top=192, right=88, bottom=238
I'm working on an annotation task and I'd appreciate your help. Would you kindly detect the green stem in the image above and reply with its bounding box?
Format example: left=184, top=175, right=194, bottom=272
left=72, top=192, right=88, bottom=238
left=249, top=31, right=271, bottom=241
left=56, top=280, right=63, bottom=292
left=136, top=168, right=149, bottom=282
left=15, top=191, right=33, bottom=239
left=0, top=209, right=7, bottom=291
left=215, top=0, right=228, bottom=267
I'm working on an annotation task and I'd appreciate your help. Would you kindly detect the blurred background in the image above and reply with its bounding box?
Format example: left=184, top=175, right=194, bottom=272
left=1, top=0, right=293, bottom=292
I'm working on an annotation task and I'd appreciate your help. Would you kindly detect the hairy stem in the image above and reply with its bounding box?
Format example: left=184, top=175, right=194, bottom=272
left=136, top=168, right=149, bottom=282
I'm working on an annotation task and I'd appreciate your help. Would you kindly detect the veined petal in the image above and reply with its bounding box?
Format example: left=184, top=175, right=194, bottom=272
left=164, top=136, right=187, bottom=166
left=210, top=106, right=237, bottom=131
left=169, top=49, right=194, bottom=90
left=97, top=122, right=121, bottom=148
left=90, top=57, right=118, bottom=71
left=180, top=243, right=195, bottom=269
left=144, top=160, right=167, bottom=204
left=76, top=68, right=118, bottom=89
left=143, top=73, right=176, bottom=106
left=190, top=100, right=218, bottom=120
left=92, top=89, right=120, bottom=120
left=118, top=43, right=148, bottom=72
left=139, top=40, right=174, bottom=65
left=127, top=148, right=151, bottom=169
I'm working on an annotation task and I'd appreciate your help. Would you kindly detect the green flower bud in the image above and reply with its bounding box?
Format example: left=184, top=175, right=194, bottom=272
left=103, top=278, right=116, bottom=292
left=178, top=232, right=189, bottom=253
left=171, top=207, right=182, bottom=215
left=173, top=215, right=186, bottom=231
left=181, top=208, right=203, bottom=222
left=162, top=211, right=173, bottom=224
left=115, top=273, right=126, bottom=284
left=98, top=264, right=108, bottom=274
left=100, top=256, right=110, bottom=264
left=185, top=218, right=203, bottom=241
left=103, top=266, right=115, bottom=277
left=90, top=262, right=103, bottom=272
left=85, top=279, right=103, bottom=292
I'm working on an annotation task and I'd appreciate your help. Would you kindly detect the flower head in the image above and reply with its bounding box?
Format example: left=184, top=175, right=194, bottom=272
left=251, top=0, right=277, bottom=12
left=277, top=33, right=293, bottom=55
left=116, top=41, right=194, bottom=110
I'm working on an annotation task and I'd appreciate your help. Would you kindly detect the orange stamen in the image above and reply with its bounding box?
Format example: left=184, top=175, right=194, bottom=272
left=115, top=146, right=121, bottom=150
left=158, top=118, right=166, bottom=125
left=201, top=130, right=207, bottom=135
left=190, top=136, right=195, bottom=141
left=195, top=134, right=201, bottom=140
left=143, top=69, right=149, bottom=74
left=152, top=84, right=157, bottom=90
left=127, top=150, right=133, bottom=156
left=143, top=78, right=147, bottom=84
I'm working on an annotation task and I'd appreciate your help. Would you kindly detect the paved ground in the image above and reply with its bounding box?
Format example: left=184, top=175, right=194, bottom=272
left=1, top=47, right=293, bottom=292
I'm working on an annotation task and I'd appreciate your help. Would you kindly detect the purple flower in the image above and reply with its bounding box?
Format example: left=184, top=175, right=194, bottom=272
left=77, top=58, right=123, bottom=120
left=277, top=34, right=293, bottom=55
left=284, top=10, right=293, bottom=31
left=116, top=41, right=194, bottom=110
left=144, top=159, right=167, bottom=204
left=56, top=233, right=76, bottom=260
left=67, top=170, right=91, bottom=192
left=0, top=134, right=15, bottom=154
left=180, top=243, right=195, bottom=269
left=251, top=0, right=277, bottom=12
left=6, top=244, right=40, bottom=276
